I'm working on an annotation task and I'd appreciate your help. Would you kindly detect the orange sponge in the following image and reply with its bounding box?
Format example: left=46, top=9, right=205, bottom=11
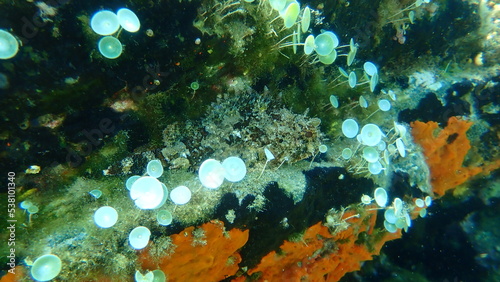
left=410, top=116, right=495, bottom=196
left=247, top=208, right=401, bottom=281
left=0, top=266, right=25, bottom=282
left=139, top=220, right=248, bottom=282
